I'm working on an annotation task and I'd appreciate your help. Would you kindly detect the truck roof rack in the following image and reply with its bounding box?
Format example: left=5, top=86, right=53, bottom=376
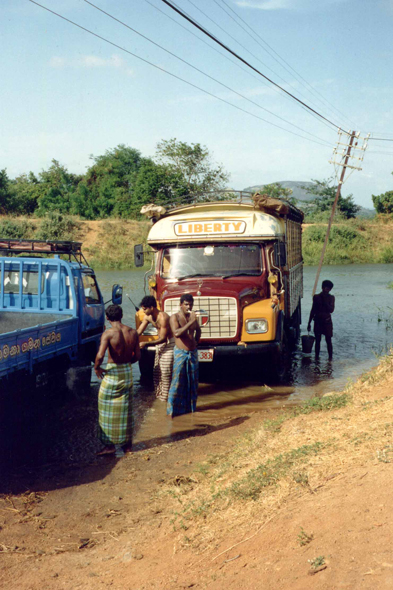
left=0, top=239, right=89, bottom=266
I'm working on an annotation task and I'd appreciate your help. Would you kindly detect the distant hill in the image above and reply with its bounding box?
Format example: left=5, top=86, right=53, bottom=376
left=242, top=180, right=375, bottom=218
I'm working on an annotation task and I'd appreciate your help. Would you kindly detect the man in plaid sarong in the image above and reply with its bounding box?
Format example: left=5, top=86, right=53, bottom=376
left=167, top=294, right=201, bottom=418
left=137, top=296, right=174, bottom=401
left=94, top=305, right=140, bottom=456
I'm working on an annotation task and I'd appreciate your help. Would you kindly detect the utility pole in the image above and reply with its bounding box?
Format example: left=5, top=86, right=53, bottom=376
left=311, top=130, right=369, bottom=297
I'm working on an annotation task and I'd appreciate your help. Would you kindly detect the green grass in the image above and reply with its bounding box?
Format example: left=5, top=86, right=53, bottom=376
left=263, top=393, right=351, bottom=434
left=298, top=527, right=314, bottom=546
left=228, top=442, right=325, bottom=501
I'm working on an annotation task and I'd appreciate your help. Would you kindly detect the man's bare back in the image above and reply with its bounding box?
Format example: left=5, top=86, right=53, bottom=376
left=105, top=324, right=139, bottom=363
left=95, top=319, right=140, bottom=379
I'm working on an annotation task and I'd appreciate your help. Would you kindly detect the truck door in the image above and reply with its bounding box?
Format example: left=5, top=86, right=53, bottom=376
left=80, top=271, right=105, bottom=341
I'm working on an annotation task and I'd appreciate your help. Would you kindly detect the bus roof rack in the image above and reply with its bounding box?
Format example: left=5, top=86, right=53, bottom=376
left=0, top=239, right=89, bottom=265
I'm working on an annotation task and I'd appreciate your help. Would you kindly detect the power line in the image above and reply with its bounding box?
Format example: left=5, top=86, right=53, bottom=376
left=27, top=0, right=333, bottom=148
left=183, top=0, right=343, bottom=130
left=179, top=0, right=340, bottom=134
left=214, top=0, right=358, bottom=131
left=83, top=0, right=333, bottom=146
left=144, top=0, right=336, bottom=135
left=161, top=0, right=343, bottom=132
left=184, top=0, right=306, bottom=96
left=368, top=151, right=393, bottom=155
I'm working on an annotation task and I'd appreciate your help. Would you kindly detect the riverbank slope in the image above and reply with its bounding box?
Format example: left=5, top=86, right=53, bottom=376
left=1, top=214, right=393, bottom=269
left=1, top=353, right=393, bottom=589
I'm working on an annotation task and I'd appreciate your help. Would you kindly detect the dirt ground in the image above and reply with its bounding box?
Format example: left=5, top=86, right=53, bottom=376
left=2, top=359, right=393, bottom=589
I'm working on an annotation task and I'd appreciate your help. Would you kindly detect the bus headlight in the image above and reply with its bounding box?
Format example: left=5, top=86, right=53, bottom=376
left=245, top=318, right=268, bottom=334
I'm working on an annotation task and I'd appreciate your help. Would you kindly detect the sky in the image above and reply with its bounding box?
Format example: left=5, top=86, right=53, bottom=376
left=2, top=0, right=393, bottom=209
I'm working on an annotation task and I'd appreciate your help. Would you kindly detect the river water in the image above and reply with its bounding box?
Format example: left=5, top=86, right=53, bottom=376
left=94, top=264, right=393, bottom=449
left=1, top=264, right=393, bottom=485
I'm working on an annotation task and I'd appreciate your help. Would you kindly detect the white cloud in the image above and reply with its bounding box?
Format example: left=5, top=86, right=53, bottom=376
left=49, top=56, right=67, bottom=68
left=235, top=0, right=346, bottom=10
left=236, top=0, right=290, bottom=9
left=49, top=54, right=133, bottom=76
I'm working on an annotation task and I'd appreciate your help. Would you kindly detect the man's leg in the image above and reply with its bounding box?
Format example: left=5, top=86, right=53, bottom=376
left=315, top=334, right=321, bottom=358
left=326, top=336, right=333, bottom=359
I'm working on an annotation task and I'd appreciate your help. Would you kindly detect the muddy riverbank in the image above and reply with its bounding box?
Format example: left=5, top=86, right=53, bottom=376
left=1, top=354, right=393, bottom=589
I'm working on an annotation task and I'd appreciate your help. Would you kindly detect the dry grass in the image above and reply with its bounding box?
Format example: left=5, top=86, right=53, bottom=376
left=77, top=219, right=151, bottom=270
left=156, top=350, right=393, bottom=554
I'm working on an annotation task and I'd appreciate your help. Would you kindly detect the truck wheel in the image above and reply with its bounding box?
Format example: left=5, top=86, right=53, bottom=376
left=66, top=365, right=92, bottom=395
left=269, top=333, right=290, bottom=381
left=288, top=303, right=301, bottom=347
left=139, top=353, right=154, bottom=381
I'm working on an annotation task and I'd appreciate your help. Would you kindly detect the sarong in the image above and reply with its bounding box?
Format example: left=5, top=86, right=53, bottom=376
left=153, top=338, right=175, bottom=401
left=167, top=347, right=199, bottom=417
left=314, top=318, right=333, bottom=338
left=98, top=363, right=133, bottom=446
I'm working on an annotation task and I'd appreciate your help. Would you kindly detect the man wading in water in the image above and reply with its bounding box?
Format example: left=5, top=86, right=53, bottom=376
left=167, top=294, right=201, bottom=418
left=137, top=295, right=175, bottom=402
left=308, top=280, right=335, bottom=360
left=94, top=304, right=141, bottom=456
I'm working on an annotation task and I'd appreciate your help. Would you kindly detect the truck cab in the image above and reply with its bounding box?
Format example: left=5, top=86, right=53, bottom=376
left=135, top=195, right=303, bottom=375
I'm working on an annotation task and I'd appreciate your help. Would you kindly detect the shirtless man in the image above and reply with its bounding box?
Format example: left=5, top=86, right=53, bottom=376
left=94, top=304, right=140, bottom=456
left=167, top=294, right=201, bottom=417
left=307, top=280, right=335, bottom=360
left=137, top=296, right=174, bottom=401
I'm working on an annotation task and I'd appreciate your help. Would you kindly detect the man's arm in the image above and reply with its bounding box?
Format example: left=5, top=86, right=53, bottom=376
left=307, top=296, right=317, bottom=331
left=144, top=312, right=170, bottom=347
left=94, top=332, right=110, bottom=379
left=137, top=318, right=149, bottom=336
left=170, top=312, right=197, bottom=338
left=169, top=313, right=180, bottom=338
left=131, top=330, right=141, bottom=364
left=328, top=295, right=335, bottom=314
left=194, top=322, right=201, bottom=345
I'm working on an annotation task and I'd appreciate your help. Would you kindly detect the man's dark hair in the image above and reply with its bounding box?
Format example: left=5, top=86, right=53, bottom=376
left=106, top=304, right=123, bottom=322
left=140, top=295, right=157, bottom=308
left=322, top=280, right=334, bottom=290
left=180, top=293, right=194, bottom=304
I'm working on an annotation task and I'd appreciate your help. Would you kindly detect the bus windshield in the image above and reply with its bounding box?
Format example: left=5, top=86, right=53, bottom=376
left=161, top=244, right=262, bottom=279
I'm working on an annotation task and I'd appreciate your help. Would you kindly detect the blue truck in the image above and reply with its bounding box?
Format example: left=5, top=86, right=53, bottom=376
left=0, top=239, right=122, bottom=392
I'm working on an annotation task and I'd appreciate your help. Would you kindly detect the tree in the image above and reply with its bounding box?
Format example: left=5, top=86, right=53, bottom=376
left=9, top=172, right=41, bottom=215
left=35, top=160, right=82, bottom=216
left=304, top=179, right=360, bottom=220
left=0, top=169, right=11, bottom=213
left=155, top=139, right=229, bottom=201
left=259, top=182, right=297, bottom=205
left=372, top=190, right=393, bottom=214
left=74, top=145, right=142, bottom=218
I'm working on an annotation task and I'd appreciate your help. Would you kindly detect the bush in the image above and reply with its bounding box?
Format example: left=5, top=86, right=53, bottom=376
left=379, top=247, right=393, bottom=264
left=35, top=211, right=80, bottom=241
left=302, top=224, right=368, bottom=265
left=372, top=191, right=393, bottom=214
left=303, top=225, right=326, bottom=243
left=0, top=218, right=35, bottom=239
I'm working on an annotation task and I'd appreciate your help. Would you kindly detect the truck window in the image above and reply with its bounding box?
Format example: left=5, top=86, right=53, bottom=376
left=22, top=270, right=45, bottom=295
left=161, top=244, right=262, bottom=278
left=3, top=270, right=22, bottom=294
left=82, top=273, right=101, bottom=304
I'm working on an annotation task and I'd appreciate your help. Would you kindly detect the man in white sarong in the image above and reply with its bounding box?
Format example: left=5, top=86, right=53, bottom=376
left=137, top=296, right=174, bottom=401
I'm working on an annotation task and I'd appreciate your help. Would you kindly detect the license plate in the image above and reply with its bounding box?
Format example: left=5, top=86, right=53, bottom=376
left=198, top=349, right=214, bottom=362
